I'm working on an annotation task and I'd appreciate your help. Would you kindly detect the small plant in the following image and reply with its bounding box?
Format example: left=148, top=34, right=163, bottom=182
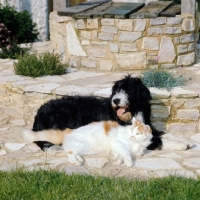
left=14, top=52, right=67, bottom=77
left=0, top=23, right=25, bottom=59
left=141, top=69, right=187, bottom=90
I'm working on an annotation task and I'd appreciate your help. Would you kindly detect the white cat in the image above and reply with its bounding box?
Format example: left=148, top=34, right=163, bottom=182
left=22, top=117, right=152, bottom=167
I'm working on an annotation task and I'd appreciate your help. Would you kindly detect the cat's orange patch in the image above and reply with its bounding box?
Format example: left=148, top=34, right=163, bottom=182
left=68, top=150, right=73, bottom=154
left=103, top=121, right=118, bottom=135
left=137, top=123, right=151, bottom=135
left=65, top=129, right=73, bottom=134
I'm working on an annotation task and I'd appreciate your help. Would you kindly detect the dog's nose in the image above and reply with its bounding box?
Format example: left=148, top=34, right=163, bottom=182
left=113, top=98, right=120, bottom=105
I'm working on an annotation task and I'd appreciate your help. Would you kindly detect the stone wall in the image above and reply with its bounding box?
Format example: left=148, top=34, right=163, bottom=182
left=0, top=74, right=200, bottom=134
left=50, top=11, right=196, bottom=71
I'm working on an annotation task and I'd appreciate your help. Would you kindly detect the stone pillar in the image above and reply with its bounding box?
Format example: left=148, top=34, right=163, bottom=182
left=181, top=0, right=196, bottom=17
left=53, top=0, right=70, bottom=10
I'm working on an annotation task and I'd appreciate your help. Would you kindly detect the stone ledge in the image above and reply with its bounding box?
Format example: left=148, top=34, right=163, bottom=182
left=0, top=59, right=200, bottom=134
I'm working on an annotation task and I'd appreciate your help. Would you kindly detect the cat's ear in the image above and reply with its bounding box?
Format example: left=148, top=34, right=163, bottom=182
left=144, top=125, right=151, bottom=133
left=131, top=117, right=137, bottom=125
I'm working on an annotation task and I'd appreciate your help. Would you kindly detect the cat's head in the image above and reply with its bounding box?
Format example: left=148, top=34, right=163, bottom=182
left=129, top=117, right=152, bottom=142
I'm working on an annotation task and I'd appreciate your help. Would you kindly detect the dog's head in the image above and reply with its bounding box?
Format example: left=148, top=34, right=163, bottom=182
left=111, top=75, right=151, bottom=123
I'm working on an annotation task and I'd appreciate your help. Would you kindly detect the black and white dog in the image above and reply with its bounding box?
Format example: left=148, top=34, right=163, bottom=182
left=33, top=75, right=164, bottom=150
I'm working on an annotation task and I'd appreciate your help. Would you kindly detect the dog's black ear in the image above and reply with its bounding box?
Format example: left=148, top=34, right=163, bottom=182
left=137, top=84, right=151, bottom=104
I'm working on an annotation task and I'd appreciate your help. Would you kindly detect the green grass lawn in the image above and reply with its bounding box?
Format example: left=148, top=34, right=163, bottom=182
left=0, top=170, right=199, bottom=200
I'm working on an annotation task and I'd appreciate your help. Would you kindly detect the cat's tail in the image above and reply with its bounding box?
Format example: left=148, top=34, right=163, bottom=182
left=22, top=129, right=65, bottom=145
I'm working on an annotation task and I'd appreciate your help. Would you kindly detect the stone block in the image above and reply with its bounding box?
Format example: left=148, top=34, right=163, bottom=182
left=109, top=43, right=118, bottom=53
left=161, top=63, right=176, bottom=69
left=81, top=40, right=90, bottom=46
left=171, top=87, right=198, bottom=98
left=87, top=48, right=106, bottom=58
left=101, top=26, right=118, bottom=34
left=174, top=37, right=180, bottom=44
left=77, top=19, right=85, bottom=29
left=99, top=33, right=114, bottom=41
left=0, top=87, right=6, bottom=97
left=68, top=58, right=78, bottom=67
left=177, top=110, right=199, bottom=120
left=118, top=32, right=142, bottom=42
left=100, top=60, right=113, bottom=71
left=81, top=60, right=96, bottom=68
left=170, top=123, right=196, bottom=134
left=101, top=19, right=115, bottom=26
left=115, top=52, right=146, bottom=70
left=142, top=37, right=159, bottom=50
left=150, top=17, right=166, bottom=25
left=184, top=99, right=200, bottom=108
left=1, top=107, right=23, bottom=119
left=188, top=43, right=194, bottom=51
left=182, top=19, right=195, bottom=32
left=158, top=36, right=176, bottom=63
left=180, top=33, right=194, bottom=43
left=80, top=31, right=91, bottom=39
left=135, top=158, right=182, bottom=170
left=164, top=27, right=181, bottom=34
left=146, top=58, right=158, bottom=65
left=151, top=122, right=167, bottom=131
left=177, top=52, right=195, bottom=66
left=151, top=105, right=171, bottom=119
left=134, top=19, right=146, bottom=31
left=177, top=45, right=188, bottom=54
left=181, top=0, right=196, bottom=17
left=87, top=19, right=98, bottom=29
left=91, top=41, right=107, bottom=47
left=147, top=28, right=162, bottom=35
left=92, top=30, right=98, bottom=40
left=149, top=65, right=158, bottom=69
left=66, top=22, right=86, bottom=56
left=171, top=99, right=185, bottom=108
left=0, top=112, right=9, bottom=126
left=121, top=43, right=138, bottom=52
left=167, top=17, right=182, bottom=25
left=115, top=19, right=133, bottom=31
left=149, top=88, right=170, bottom=99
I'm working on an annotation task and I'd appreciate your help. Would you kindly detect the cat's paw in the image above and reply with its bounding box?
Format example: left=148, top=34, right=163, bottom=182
left=67, top=156, right=82, bottom=166
left=76, top=155, right=84, bottom=164
left=124, top=159, right=133, bottom=167
left=114, top=157, right=123, bottom=165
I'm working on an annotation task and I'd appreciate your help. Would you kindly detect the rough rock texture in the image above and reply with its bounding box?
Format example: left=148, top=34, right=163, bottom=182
left=50, top=13, right=196, bottom=71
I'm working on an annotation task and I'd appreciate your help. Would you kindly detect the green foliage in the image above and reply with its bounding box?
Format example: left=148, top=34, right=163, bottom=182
left=0, top=23, right=26, bottom=59
left=0, top=5, right=38, bottom=43
left=141, top=69, right=187, bottom=90
left=0, top=170, right=200, bottom=200
left=14, top=52, right=67, bottom=77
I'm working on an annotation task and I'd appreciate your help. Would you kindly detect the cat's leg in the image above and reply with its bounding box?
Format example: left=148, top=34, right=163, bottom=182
left=112, top=141, right=133, bottom=167
left=66, top=150, right=83, bottom=166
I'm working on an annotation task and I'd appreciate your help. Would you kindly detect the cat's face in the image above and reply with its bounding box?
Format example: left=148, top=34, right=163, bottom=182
left=129, top=117, right=152, bottom=142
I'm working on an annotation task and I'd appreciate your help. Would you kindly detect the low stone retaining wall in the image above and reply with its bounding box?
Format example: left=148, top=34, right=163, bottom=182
left=50, top=11, right=196, bottom=71
left=0, top=66, right=200, bottom=134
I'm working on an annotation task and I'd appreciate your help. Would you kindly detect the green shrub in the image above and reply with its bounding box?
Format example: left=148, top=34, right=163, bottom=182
left=0, top=5, right=38, bottom=43
left=14, top=52, right=67, bottom=77
left=141, top=69, right=187, bottom=91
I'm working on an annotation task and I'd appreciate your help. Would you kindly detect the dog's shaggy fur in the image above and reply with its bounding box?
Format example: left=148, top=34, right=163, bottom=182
left=33, top=75, right=164, bottom=150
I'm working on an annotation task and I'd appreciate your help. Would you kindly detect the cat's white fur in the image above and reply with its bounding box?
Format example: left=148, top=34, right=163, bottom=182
left=22, top=117, right=152, bottom=167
